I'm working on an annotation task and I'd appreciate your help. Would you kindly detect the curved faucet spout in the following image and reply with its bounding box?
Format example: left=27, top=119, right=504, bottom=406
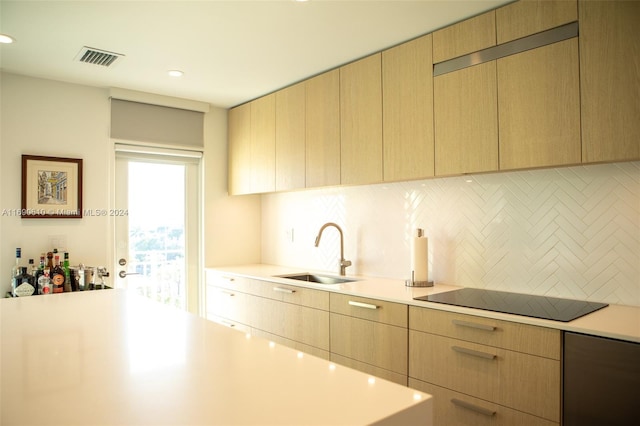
left=314, top=222, right=352, bottom=276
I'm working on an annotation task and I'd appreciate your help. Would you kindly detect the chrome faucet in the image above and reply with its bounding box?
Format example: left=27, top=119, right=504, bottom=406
left=314, top=222, right=352, bottom=276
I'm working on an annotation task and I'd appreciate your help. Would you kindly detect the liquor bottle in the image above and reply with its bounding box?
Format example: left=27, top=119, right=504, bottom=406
left=88, top=267, right=97, bottom=290
left=38, top=268, right=52, bottom=295
left=51, top=254, right=65, bottom=294
left=63, top=252, right=72, bottom=292
left=34, top=254, right=46, bottom=293
left=27, top=259, right=37, bottom=295
left=10, top=248, right=21, bottom=294
left=13, top=267, right=35, bottom=297
left=77, top=264, right=86, bottom=291
left=46, top=251, right=54, bottom=270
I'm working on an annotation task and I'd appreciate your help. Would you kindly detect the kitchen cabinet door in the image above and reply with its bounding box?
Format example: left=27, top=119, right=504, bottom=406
left=329, top=293, right=408, bottom=385
left=409, top=379, right=558, bottom=426
left=498, top=38, right=580, bottom=170
left=247, top=295, right=330, bottom=351
left=340, top=53, right=383, bottom=186
left=276, top=82, right=305, bottom=191
left=433, top=10, right=496, bottom=63
left=382, top=34, right=434, bottom=182
left=228, top=103, right=251, bottom=195
left=434, top=61, right=499, bottom=176
left=410, top=330, right=560, bottom=422
left=579, top=0, right=640, bottom=163
left=496, top=0, right=577, bottom=44
left=330, top=314, right=407, bottom=377
left=250, top=93, right=276, bottom=193
left=305, top=70, right=340, bottom=188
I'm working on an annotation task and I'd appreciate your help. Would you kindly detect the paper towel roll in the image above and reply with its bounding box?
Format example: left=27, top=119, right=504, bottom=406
left=411, top=231, right=428, bottom=283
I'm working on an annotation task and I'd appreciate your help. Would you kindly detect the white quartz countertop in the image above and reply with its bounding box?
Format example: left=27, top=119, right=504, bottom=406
left=1, top=290, right=432, bottom=425
left=208, top=264, right=640, bottom=343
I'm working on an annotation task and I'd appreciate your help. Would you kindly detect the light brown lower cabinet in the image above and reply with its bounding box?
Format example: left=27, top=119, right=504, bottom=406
left=249, top=327, right=330, bottom=360
left=409, top=306, right=561, bottom=424
left=206, top=271, right=563, bottom=424
left=408, top=379, right=557, bottom=426
left=329, top=293, right=408, bottom=386
left=205, top=273, right=330, bottom=359
left=330, top=314, right=407, bottom=385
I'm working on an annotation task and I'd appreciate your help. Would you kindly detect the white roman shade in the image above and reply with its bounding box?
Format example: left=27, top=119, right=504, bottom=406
left=110, top=99, right=204, bottom=147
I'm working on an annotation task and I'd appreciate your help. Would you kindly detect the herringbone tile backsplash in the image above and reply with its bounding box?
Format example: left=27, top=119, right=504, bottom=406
left=262, top=161, right=640, bottom=306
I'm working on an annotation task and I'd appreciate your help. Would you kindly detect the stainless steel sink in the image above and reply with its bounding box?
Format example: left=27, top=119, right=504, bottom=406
left=275, top=273, right=356, bottom=285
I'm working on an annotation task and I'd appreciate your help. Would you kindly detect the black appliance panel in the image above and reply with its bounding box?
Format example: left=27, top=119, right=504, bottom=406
left=414, top=288, right=608, bottom=322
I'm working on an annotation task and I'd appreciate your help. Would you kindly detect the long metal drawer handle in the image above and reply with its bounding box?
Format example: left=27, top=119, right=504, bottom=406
left=452, top=319, right=496, bottom=331
left=219, top=320, right=236, bottom=328
left=348, top=300, right=379, bottom=310
left=273, top=287, right=296, bottom=294
left=220, top=290, right=235, bottom=297
left=451, top=398, right=496, bottom=417
left=452, top=345, right=497, bottom=360
left=221, top=276, right=235, bottom=282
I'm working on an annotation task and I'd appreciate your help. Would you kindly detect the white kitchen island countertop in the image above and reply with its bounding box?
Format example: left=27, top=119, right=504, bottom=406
left=1, top=289, right=432, bottom=425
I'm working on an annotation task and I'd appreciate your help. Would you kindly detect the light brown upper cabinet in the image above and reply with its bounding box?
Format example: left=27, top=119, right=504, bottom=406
left=498, top=38, right=581, bottom=170
left=250, top=94, right=276, bottom=193
left=496, top=0, right=577, bottom=44
left=306, top=70, right=341, bottom=188
left=433, top=11, right=498, bottom=176
left=579, top=0, right=640, bottom=163
left=228, top=102, right=251, bottom=195
left=275, top=82, right=305, bottom=191
left=382, top=34, right=434, bottom=182
left=340, top=54, right=383, bottom=186
left=432, top=10, right=496, bottom=63
left=434, top=61, right=499, bottom=176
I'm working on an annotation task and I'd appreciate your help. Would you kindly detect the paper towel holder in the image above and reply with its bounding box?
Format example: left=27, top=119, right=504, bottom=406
left=405, top=270, right=434, bottom=287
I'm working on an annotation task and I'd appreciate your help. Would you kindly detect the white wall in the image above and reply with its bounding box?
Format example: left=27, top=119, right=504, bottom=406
left=1, top=73, right=111, bottom=291
left=1, top=72, right=262, bottom=295
left=262, top=162, right=640, bottom=307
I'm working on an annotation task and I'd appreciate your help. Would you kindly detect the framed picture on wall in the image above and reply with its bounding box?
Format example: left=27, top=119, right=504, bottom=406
left=21, top=155, right=83, bottom=218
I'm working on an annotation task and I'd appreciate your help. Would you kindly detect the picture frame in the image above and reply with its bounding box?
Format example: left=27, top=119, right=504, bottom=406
left=21, top=155, right=83, bottom=219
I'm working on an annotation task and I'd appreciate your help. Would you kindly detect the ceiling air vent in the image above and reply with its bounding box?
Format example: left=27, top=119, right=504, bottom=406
left=75, top=46, right=124, bottom=67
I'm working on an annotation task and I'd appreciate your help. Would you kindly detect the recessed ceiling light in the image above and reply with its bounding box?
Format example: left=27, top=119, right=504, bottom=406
left=0, top=34, right=15, bottom=44
left=168, top=70, right=184, bottom=77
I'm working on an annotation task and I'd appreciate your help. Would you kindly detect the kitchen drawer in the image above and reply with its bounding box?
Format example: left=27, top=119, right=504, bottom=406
left=207, top=272, right=329, bottom=310
left=206, top=285, right=250, bottom=324
left=247, top=294, right=330, bottom=351
left=330, top=293, right=407, bottom=327
left=250, top=328, right=330, bottom=361
left=330, top=313, right=407, bottom=375
left=409, top=378, right=558, bottom=426
left=207, top=314, right=252, bottom=334
left=409, top=306, right=560, bottom=359
left=331, top=354, right=407, bottom=386
left=269, top=281, right=329, bottom=310
left=409, top=330, right=560, bottom=421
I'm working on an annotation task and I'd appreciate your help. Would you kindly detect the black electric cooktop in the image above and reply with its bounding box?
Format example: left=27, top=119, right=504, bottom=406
left=414, top=288, right=608, bottom=322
